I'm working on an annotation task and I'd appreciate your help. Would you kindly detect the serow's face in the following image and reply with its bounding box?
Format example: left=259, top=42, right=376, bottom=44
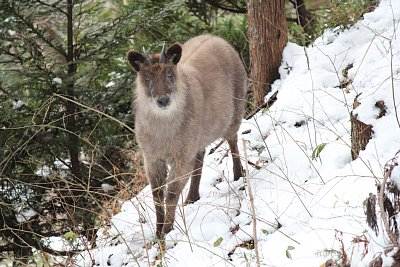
left=138, top=63, right=177, bottom=109
left=127, top=43, right=182, bottom=111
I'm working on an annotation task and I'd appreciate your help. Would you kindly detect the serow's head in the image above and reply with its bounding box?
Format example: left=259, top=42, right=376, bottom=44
left=127, top=43, right=182, bottom=110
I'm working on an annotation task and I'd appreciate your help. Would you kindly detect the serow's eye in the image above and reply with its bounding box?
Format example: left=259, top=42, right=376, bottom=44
left=144, top=76, right=150, bottom=81
left=167, top=72, right=172, bottom=78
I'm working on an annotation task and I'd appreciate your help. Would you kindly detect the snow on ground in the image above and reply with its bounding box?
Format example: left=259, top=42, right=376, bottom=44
left=75, top=0, right=400, bottom=266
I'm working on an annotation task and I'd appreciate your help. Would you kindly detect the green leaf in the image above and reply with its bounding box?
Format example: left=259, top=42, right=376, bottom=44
left=286, top=245, right=295, bottom=259
left=312, top=143, right=327, bottom=160
left=63, top=230, right=77, bottom=243
left=262, top=229, right=269, bottom=235
left=213, top=237, right=223, bottom=247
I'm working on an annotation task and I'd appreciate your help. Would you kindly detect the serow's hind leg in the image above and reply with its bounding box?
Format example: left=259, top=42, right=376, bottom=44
left=227, top=134, right=243, bottom=181
left=184, top=150, right=205, bottom=205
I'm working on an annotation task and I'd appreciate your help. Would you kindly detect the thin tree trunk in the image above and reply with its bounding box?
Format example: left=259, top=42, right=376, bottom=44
left=66, top=0, right=81, bottom=181
left=248, top=0, right=288, bottom=107
left=351, top=96, right=373, bottom=160
left=293, top=0, right=309, bottom=31
left=351, top=114, right=372, bottom=160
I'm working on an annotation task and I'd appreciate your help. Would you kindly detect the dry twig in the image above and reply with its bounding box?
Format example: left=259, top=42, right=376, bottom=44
left=242, top=139, right=260, bottom=267
left=379, top=150, right=400, bottom=247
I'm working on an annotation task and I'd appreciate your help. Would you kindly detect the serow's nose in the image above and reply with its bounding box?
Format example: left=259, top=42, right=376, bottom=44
left=157, top=96, right=170, bottom=108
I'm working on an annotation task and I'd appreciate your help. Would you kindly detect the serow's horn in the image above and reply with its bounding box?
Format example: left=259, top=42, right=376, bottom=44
left=142, top=47, right=151, bottom=63
left=159, top=41, right=166, bottom=63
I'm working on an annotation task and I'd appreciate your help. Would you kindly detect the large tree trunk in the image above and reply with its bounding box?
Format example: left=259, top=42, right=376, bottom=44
left=248, top=0, right=288, bottom=107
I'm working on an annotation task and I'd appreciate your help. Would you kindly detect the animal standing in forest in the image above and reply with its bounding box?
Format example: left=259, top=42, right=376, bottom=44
left=127, top=35, right=247, bottom=239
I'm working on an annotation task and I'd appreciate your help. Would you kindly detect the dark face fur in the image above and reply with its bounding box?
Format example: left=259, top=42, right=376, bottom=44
left=127, top=44, right=182, bottom=110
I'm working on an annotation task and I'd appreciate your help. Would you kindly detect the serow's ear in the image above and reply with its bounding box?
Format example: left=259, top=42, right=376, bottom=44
left=166, top=43, right=182, bottom=65
left=127, top=51, right=146, bottom=72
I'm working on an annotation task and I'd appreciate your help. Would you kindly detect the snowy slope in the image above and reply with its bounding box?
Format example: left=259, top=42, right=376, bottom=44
left=76, top=0, right=400, bottom=266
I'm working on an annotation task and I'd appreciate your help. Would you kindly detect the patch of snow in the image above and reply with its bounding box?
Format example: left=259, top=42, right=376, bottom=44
left=7, top=29, right=16, bottom=36
left=106, top=81, right=115, bottom=88
left=101, top=183, right=116, bottom=193
left=15, top=208, right=37, bottom=223
left=75, top=0, right=400, bottom=266
left=52, top=77, right=62, bottom=84
left=12, top=99, right=24, bottom=109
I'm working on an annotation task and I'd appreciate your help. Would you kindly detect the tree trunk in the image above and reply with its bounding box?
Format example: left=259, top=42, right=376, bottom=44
left=351, top=114, right=372, bottom=160
left=292, top=0, right=309, bottom=32
left=351, top=96, right=373, bottom=160
left=66, top=0, right=82, bottom=182
left=248, top=0, right=288, bottom=107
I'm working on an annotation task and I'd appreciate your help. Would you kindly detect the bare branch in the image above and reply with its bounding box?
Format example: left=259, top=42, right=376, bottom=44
left=35, top=0, right=67, bottom=15
left=379, top=150, right=400, bottom=247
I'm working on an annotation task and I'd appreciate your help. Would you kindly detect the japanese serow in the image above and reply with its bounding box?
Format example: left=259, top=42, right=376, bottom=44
left=127, top=35, right=247, bottom=239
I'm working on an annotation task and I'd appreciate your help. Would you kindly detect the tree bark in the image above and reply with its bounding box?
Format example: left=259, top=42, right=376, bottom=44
left=351, top=114, right=372, bottom=160
left=66, top=0, right=82, bottom=181
left=248, top=0, right=288, bottom=107
left=351, top=96, right=373, bottom=160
